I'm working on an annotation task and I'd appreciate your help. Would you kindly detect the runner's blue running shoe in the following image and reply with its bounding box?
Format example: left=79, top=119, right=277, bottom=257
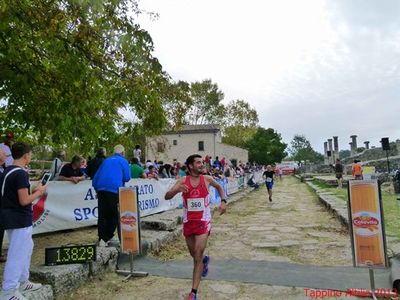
left=202, top=255, right=210, bottom=277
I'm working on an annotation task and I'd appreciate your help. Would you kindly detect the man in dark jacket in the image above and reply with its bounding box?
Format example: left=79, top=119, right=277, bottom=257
left=334, top=159, right=344, bottom=188
left=86, top=147, right=107, bottom=179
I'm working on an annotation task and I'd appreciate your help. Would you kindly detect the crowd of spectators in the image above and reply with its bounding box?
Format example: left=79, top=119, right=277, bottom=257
left=48, top=146, right=261, bottom=184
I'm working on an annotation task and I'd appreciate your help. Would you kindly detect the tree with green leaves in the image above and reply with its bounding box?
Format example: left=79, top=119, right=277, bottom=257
left=0, top=0, right=175, bottom=154
left=221, top=99, right=258, bottom=149
left=246, top=127, right=287, bottom=165
left=161, top=80, right=192, bottom=130
left=185, top=79, right=224, bottom=125
left=289, top=134, right=323, bottom=164
left=339, top=149, right=351, bottom=159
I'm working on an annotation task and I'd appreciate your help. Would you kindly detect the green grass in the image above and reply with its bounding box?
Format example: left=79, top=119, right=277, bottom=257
left=311, top=179, right=332, bottom=189
left=312, top=178, right=400, bottom=239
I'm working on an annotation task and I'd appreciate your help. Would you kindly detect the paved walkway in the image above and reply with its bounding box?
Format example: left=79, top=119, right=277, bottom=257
left=120, top=256, right=391, bottom=292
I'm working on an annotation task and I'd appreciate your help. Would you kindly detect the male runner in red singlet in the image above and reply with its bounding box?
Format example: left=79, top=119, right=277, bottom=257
left=165, top=154, right=227, bottom=300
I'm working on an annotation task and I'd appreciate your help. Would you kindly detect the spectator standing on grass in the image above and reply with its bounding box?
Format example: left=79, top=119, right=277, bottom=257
left=352, top=160, right=363, bottom=180
left=58, top=155, right=86, bottom=184
left=49, top=150, right=65, bottom=181
left=0, top=132, right=14, bottom=168
left=0, top=142, right=47, bottom=300
left=92, top=145, right=130, bottom=247
left=334, top=158, right=344, bottom=188
left=0, top=148, right=7, bottom=263
left=86, top=147, right=107, bottom=179
left=277, top=167, right=283, bottom=180
left=130, top=157, right=146, bottom=179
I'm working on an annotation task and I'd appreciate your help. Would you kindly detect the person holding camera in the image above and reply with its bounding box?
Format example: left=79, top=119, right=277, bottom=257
left=0, top=142, right=47, bottom=300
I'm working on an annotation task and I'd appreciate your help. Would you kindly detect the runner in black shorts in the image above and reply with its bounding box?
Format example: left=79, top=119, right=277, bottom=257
left=263, top=165, right=275, bottom=202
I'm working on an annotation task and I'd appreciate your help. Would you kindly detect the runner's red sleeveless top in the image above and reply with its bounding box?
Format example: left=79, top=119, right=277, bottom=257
left=182, top=175, right=211, bottom=223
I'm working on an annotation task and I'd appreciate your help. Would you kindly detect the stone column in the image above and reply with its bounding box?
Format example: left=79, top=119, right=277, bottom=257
left=324, top=141, right=328, bottom=165
left=350, top=135, right=357, bottom=155
left=396, top=139, right=400, bottom=155
left=328, top=139, right=333, bottom=165
left=364, top=141, right=370, bottom=150
left=333, top=136, right=339, bottom=160
left=349, top=142, right=353, bottom=156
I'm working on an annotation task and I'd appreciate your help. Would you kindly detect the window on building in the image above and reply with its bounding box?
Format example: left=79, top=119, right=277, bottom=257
left=157, top=142, right=165, bottom=153
left=198, top=141, right=204, bottom=151
left=173, top=140, right=177, bottom=146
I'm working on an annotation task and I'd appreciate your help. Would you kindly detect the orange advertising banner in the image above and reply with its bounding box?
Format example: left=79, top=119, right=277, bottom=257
left=119, top=187, right=141, bottom=255
left=348, top=180, right=388, bottom=268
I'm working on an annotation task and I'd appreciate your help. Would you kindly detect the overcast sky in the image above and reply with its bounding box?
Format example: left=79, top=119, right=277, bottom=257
left=137, top=0, right=400, bottom=153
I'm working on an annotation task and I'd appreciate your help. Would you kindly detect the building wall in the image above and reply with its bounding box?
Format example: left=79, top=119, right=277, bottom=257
left=145, top=131, right=247, bottom=164
left=216, top=142, right=248, bottom=165
left=146, top=132, right=218, bottom=163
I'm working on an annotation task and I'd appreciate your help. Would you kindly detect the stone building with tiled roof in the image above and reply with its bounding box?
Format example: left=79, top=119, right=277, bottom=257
left=145, top=124, right=248, bottom=165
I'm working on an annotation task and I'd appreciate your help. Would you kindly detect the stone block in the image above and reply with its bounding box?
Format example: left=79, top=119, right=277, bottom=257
left=141, top=209, right=183, bottom=231
left=91, top=246, right=119, bottom=274
left=30, top=264, right=89, bottom=295
left=141, top=228, right=183, bottom=252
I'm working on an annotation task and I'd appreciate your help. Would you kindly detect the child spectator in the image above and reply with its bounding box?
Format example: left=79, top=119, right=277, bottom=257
left=147, top=165, right=159, bottom=180
left=0, top=142, right=47, bottom=299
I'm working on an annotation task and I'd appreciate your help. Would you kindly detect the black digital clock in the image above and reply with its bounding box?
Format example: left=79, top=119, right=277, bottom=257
left=45, top=244, right=96, bottom=266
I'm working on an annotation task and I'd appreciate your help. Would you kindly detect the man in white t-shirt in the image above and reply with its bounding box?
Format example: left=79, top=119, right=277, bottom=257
left=133, top=145, right=142, bottom=164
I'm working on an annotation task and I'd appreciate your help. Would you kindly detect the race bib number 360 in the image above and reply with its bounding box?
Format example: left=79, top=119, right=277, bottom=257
left=187, top=198, right=205, bottom=212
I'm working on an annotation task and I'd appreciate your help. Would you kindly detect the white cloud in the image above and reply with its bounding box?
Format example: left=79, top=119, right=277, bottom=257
left=137, top=0, right=400, bottom=153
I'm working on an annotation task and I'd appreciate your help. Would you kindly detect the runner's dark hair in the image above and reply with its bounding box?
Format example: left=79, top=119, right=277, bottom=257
left=186, top=154, right=202, bottom=173
left=11, top=142, right=32, bottom=159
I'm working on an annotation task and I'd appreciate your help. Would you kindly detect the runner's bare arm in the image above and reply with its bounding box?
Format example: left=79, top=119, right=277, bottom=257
left=205, top=175, right=227, bottom=215
left=164, top=177, right=188, bottom=200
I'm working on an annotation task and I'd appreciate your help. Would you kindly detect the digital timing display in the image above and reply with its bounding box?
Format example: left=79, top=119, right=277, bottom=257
left=45, top=244, right=96, bottom=266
